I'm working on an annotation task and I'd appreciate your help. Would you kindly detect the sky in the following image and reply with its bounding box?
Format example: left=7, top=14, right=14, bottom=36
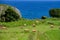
left=0, top=0, right=60, bottom=1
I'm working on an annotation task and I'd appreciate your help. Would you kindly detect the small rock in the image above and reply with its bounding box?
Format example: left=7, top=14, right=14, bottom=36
left=36, top=20, right=39, bottom=23
left=32, top=24, right=36, bottom=27
left=24, top=29, right=29, bottom=32
left=2, top=27, right=7, bottom=29
left=50, top=25, right=54, bottom=28
left=24, top=24, right=27, bottom=26
left=32, top=30, right=36, bottom=32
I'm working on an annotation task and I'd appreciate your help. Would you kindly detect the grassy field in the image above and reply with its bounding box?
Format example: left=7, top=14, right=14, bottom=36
left=0, top=18, right=60, bottom=40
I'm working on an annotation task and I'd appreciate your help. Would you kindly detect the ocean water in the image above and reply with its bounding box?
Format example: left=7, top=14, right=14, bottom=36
left=0, top=1, right=60, bottom=19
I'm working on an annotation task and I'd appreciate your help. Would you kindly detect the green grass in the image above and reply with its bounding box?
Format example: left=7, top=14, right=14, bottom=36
left=44, top=30, right=60, bottom=40
left=0, top=18, right=60, bottom=40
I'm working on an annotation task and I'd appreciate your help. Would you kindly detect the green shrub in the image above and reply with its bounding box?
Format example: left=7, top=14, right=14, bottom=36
left=49, top=9, right=60, bottom=18
left=41, top=16, right=47, bottom=19
left=0, top=4, right=21, bottom=22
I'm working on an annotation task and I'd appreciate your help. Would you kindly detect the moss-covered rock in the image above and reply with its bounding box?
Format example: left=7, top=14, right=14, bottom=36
left=0, top=4, right=22, bottom=22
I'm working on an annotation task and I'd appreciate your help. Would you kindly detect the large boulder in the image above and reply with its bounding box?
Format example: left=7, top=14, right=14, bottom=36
left=0, top=4, right=22, bottom=22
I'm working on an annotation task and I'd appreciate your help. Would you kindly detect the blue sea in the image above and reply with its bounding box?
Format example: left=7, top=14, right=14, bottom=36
left=0, top=1, right=60, bottom=19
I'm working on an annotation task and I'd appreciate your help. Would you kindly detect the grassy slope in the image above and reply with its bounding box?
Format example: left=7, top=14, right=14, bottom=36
left=0, top=18, right=60, bottom=40
left=45, top=30, right=60, bottom=40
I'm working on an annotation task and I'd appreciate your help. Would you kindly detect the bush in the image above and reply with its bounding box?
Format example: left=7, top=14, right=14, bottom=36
left=41, top=16, right=47, bottom=19
left=0, top=4, right=22, bottom=22
left=49, top=9, right=60, bottom=18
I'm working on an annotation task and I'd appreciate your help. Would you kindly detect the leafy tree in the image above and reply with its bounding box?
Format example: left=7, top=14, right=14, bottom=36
left=49, top=9, right=60, bottom=18
left=0, top=4, right=21, bottom=22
